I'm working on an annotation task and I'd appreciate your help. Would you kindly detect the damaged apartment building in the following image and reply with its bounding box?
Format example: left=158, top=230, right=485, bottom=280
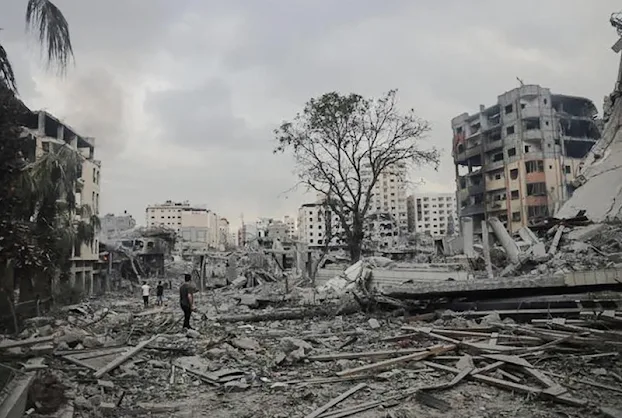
left=21, top=110, right=103, bottom=293
left=452, top=85, right=601, bottom=233
left=146, top=200, right=230, bottom=253
left=297, top=163, right=409, bottom=250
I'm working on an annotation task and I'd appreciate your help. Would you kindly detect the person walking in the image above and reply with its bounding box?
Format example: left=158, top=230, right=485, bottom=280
left=141, top=281, right=150, bottom=308
left=179, top=274, right=195, bottom=330
left=156, top=281, right=164, bottom=306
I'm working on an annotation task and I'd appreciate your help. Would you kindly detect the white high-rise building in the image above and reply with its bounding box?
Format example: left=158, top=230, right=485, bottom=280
left=146, top=201, right=221, bottom=249
left=297, top=202, right=345, bottom=248
left=145, top=200, right=190, bottom=233
left=410, top=192, right=458, bottom=237
left=362, top=163, right=408, bottom=234
left=283, top=215, right=297, bottom=240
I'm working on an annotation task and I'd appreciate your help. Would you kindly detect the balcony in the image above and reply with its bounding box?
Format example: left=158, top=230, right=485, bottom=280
left=486, top=200, right=506, bottom=213
left=484, top=139, right=503, bottom=152
left=461, top=203, right=485, bottom=217
left=521, top=106, right=541, bottom=119
left=454, top=144, right=483, bottom=163
left=523, top=129, right=543, bottom=141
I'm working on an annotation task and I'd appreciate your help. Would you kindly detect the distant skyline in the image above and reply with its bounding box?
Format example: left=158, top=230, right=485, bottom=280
left=3, top=1, right=620, bottom=229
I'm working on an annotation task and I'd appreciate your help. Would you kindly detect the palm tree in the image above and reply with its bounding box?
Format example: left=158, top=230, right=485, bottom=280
left=1, top=0, right=73, bottom=92
left=18, top=145, right=100, bottom=301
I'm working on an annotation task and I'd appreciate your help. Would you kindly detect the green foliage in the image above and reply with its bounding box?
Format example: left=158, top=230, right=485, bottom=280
left=0, top=86, right=45, bottom=272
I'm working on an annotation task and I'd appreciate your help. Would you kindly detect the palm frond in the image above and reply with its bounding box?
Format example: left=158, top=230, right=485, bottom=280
left=0, top=42, right=18, bottom=92
left=26, top=0, right=74, bottom=72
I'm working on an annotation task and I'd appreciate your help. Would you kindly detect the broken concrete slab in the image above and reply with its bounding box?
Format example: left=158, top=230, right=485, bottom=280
left=231, top=337, right=260, bottom=351
left=368, top=318, right=381, bottom=329
left=0, top=373, right=35, bottom=418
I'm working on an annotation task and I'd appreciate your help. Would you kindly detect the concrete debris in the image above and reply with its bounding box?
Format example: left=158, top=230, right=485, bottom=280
left=368, top=318, right=381, bottom=329
left=1, top=284, right=621, bottom=417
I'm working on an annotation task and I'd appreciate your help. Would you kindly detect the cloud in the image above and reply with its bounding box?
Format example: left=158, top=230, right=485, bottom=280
left=3, top=0, right=621, bottom=228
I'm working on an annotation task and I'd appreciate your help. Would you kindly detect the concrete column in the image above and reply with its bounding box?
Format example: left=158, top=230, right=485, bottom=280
left=56, top=124, right=64, bottom=141
left=462, top=217, right=475, bottom=258
left=481, top=222, right=494, bottom=279
left=37, top=112, right=45, bottom=135
left=488, top=217, right=521, bottom=264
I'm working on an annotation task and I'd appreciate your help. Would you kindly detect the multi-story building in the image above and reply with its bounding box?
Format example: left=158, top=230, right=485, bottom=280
left=99, top=211, right=136, bottom=240
left=297, top=202, right=347, bottom=249
left=452, top=85, right=600, bottom=232
left=283, top=215, right=297, bottom=240
left=219, top=218, right=230, bottom=247
left=147, top=201, right=221, bottom=250
left=362, top=163, right=409, bottom=234
left=24, top=110, right=101, bottom=293
left=146, top=200, right=190, bottom=233
left=408, top=193, right=458, bottom=237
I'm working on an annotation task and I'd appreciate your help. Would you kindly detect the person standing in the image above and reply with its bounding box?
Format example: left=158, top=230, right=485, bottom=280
left=156, top=281, right=164, bottom=306
left=141, top=281, right=150, bottom=308
left=179, top=274, right=195, bottom=330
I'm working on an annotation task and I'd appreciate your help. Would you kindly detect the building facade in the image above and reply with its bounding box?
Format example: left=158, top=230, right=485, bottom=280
left=452, top=85, right=600, bottom=232
left=146, top=201, right=222, bottom=250
left=408, top=192, right=458, bottom=237
left=283, top=215, right=297, bottom=240
left=362, top=163, right=409, bottom=234
left=297, top=202, right=347, bottom=249
left=25, top=110, right=102, bottom=293
left=145, top=200, right=190, bottom=233
left=100, top=211, right=136, bottom=240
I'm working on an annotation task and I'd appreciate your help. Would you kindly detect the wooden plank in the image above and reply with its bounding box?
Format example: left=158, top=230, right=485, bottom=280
left=94, top=335, right=158, bottom=378
left=62, top=355, right=100, bottom=371
left=424, top=361, right=587, bottom=407
left=481, top=354, right=532, bottom=368
left=304, top=383, right=367, bottom=418
left=471, top=373, right=542, bottom=396
left=318, top=389, right=417, bottom=418
left=524, top=367, right=558, bottom=388
left=471, top=361, right=504, bottom=375
left=335, top=345, right=455, bottom=377
left=73, top=347, right=130, bottom=360
left=0, top=336, right=54, bottom=349
left=307, top=347, right=427, bottom=362
left=497, top=369, right=522, bottom=383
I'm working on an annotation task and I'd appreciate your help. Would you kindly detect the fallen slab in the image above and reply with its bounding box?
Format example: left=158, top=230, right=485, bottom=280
left=94, top=335, right=159, bottom=378
left=0, top=372, right=36, bottom=418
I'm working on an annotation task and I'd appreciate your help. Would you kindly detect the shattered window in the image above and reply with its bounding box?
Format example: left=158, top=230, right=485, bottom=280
left=525, top=160, right=544, bottom=173
left=526, top=182, right=547, bottom=196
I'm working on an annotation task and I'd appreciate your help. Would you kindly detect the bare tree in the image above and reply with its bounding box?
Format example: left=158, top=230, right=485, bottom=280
left=275, top=89, right=439, bottom=261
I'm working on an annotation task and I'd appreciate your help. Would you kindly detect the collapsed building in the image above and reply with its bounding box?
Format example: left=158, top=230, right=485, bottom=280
left=452, top=86, right=601, bottom=233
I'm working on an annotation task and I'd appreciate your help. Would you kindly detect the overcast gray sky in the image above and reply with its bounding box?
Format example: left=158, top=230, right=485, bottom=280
left=2, top=1, right=620, bottom=228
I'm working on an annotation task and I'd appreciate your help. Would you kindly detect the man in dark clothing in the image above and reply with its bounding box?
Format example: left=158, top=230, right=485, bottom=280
left=179, top=274, right=195, bottom=330
left=156, top=281, right=164, bottom=306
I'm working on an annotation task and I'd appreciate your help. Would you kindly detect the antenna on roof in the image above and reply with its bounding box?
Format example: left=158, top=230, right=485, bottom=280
left=516, top=77, right=524, bottom=87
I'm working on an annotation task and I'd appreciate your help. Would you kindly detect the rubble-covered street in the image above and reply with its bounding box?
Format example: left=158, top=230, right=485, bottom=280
left=2, top=276, right=622, bottom=418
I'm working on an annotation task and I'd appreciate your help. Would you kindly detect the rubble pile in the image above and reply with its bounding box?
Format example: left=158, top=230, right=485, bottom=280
left=2, top=291, right=622, bottom=417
